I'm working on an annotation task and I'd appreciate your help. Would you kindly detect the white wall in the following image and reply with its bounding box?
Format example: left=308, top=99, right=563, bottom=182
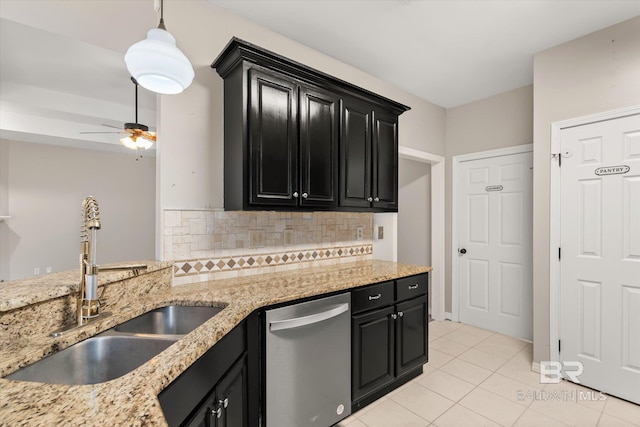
left=532, top=15, right=640, bottom=363
left=398, top=159, right=431, bottom=266
left=157, top=0, right=447, bottom=260
left=0, top=139, right=155, bottom=281
left=444, top=85, right=534, bottom=311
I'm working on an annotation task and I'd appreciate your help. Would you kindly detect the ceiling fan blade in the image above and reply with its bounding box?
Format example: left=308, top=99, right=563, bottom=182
left=101, top=124, right=123, bottom=129
left=79, top=131, right=127, bottom=135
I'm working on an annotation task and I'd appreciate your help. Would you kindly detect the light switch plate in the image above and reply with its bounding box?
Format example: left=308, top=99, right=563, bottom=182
left=377, top=226, right=384, bottom=240
left=356, top=226, right=364, bottom=241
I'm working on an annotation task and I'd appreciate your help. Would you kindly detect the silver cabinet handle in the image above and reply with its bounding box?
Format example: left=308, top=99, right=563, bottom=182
left=391, top=313, right=398, bottom=320
left=408, top=284, right=419, bottom=290
left=367, top=196, right=373, bottom=202
left=368, top=293, right=382, bottom=301
left=398, top=311, right=404, bottom=317
left=269, top=303, right=349, bottom=331
left=211, top=407, right=221, bottom=418
left=293, top=192, right=299, bottom=198
left=222, top=398, right=228, bottom=408
left=302, top=192, right=308, bottom=199
left=374, top=197, right=380, bottom=202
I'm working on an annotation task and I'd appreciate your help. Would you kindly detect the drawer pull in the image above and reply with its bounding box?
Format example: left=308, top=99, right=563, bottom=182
left=408, top=284, right=419, bottom=290
left=368, top=294, right=382, bottom=301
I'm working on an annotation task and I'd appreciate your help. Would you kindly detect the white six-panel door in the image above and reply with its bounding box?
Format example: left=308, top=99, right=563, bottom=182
left=559, top=114, right=640, bottom=404
left=457, top=152, right=533, bottom=340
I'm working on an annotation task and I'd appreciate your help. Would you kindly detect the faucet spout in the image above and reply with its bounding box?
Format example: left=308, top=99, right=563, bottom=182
left=78, top=196, right=101, bottom=326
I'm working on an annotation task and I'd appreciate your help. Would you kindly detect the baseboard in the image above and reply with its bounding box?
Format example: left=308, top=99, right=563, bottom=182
left=531, top=361, right=541, bottom=373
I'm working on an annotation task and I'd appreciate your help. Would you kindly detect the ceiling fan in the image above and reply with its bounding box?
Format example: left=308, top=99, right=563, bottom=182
left=80, top=77, right=156, bottom=150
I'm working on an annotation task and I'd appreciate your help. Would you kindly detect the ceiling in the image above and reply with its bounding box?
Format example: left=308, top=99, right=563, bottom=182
left=210, top=0, right=640, bottom=108
left=1, top=1, right=638, bottom=153
left=0, top=5, right=157, bottom=153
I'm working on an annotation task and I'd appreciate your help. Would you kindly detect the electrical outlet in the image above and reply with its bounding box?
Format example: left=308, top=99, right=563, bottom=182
left=46, top=267, right=53, bottom=273
left=377, top=226, right=384, bottom=240
left=34, top=267, right=40, bottom=275
left=284, top=229, right=294, bottom=246
left=356, top=226, right=364, bottom=241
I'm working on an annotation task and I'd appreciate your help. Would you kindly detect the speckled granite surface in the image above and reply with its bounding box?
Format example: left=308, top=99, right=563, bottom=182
left=0, top=261, right=172, bottom=312
left=0, top=260, right=431, bottom=426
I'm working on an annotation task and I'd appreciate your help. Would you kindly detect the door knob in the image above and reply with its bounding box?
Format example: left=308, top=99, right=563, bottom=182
left=367, top=197, right=373, bottom=202
left=459, top=248, right=467, bottom=254
left=302, top=192, right=308, bottom=199
left=293, top=192, right=299, bottom=198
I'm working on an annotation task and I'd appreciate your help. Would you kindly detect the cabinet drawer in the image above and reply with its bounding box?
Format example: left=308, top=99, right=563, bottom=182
left=396, top=273, right=428, bottom=302
left=352, top=281, right=394, bottom=314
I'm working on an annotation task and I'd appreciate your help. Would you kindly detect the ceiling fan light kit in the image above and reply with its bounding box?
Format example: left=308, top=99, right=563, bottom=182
left=124, top=0, right=194, bottom=95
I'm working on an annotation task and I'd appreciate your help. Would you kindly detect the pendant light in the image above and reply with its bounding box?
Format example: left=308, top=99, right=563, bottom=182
left=124, top=0, right=194, bottom=94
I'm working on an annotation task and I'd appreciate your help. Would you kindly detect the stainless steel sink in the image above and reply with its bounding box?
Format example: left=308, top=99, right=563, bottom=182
left=4, top=305, right=224, bottom=385
left=4, top=335, right=174, bottom=385
left=114, top=305, right=223, bottom=335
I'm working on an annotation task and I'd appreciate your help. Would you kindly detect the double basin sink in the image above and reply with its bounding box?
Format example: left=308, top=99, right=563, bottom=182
left=5, top=305, right=223, bottom=385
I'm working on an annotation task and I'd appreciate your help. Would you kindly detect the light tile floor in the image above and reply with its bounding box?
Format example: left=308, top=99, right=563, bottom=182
left=337, top=320, right=640, bottom=427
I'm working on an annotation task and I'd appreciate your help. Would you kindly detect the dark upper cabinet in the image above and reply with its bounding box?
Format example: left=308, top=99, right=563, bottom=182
left=372, top=110, right=399, bottom=211
left=299, top=85, right=339, bottom=208
left=212, top=37, right=409, bottom=212
left=340, top=99, right=399, bottom=211
left=340, top=98, right=372, bottom=209
left=249, top=69, right=298, bottom=207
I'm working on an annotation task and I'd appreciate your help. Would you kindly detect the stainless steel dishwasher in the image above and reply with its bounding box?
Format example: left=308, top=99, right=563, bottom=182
left=265, top=292, right=351, bottom=427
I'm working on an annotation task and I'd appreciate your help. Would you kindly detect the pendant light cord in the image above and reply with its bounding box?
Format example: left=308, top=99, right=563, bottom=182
left=131, top=77, right=139, bottom=124
left=158, top=0, right=166, bottom=30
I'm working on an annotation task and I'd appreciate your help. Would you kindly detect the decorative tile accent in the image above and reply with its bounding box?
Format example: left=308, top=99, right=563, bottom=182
left=173, top=243, right=373, bottom=278
left=163, top=210, right=375, bottom=286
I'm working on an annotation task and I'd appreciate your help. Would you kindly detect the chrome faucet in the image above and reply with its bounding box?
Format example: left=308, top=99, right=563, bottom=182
left=78, top=196, right=101, bottom=325
left=76, top=196, right=148, bottom=326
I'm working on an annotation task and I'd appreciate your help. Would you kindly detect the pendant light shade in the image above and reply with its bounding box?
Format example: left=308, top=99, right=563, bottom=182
left=124, top=0, right=194, bottom=94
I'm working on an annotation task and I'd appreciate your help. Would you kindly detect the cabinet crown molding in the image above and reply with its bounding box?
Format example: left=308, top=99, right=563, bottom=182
left=212, top=37, right=411, bottom=116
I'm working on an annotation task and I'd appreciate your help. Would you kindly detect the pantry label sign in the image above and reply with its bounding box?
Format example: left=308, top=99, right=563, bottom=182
left=594, top=165, right=630, bottom=176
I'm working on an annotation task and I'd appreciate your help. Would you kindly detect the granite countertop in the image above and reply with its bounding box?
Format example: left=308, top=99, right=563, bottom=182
left=0, top=260, right=431, bottom=426
left=0, top=261, right=172, bottom=312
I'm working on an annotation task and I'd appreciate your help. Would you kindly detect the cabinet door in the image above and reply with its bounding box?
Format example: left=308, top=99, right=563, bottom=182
left=340, top=98, right=372, bottom=208
left=183, top=389, right=217, bottom=427
left=395, top=295, right=428, bottom=377
left=352, top=305, right=395, bottom=401
left=249, top=68, right=298, bottom=207
left=216, top=355, right=247, bottom=427
left=372, top=109, right=398, bottom=211
left=299, top=86, right=339, bottom=208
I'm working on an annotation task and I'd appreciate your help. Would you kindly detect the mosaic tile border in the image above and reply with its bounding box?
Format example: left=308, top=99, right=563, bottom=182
left=173, top=243, right=373, bottom=278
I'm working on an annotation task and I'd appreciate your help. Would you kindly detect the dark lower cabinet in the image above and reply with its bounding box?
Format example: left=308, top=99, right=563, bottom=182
left=158, top=322, right=248, bottom=427
left=351, top=274, right=429, bottom=409
left=352, top=305, right=396, bottom=401
left=186, top=355, right=247, bottom=427
left=395, top=295, right=429, bottom=377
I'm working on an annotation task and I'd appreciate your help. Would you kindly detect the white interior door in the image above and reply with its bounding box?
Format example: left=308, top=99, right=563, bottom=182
left=457, top=151, right=533, bottom=340
left=559, top=113, right=640, bottom=404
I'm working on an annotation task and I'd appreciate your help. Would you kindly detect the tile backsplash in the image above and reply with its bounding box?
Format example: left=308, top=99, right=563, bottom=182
left=163, top=210, right=373, bottom=285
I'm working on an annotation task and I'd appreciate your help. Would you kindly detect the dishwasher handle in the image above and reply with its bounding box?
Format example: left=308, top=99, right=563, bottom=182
left=269, top=303, right=349, bottom=331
